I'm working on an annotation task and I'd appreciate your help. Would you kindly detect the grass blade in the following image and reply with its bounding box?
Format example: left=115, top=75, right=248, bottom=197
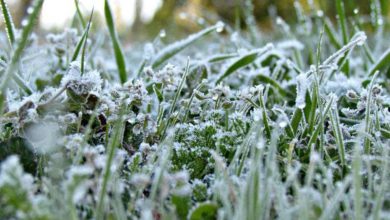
left=323, top=32, right=366, bottom=65
left=336, top=0, right=349, bottom=44
left=71, top=24, right=90, bottom=62
left=255, top=74, right=289, bottom=97
left=363, top=71, right=379, bottom=154
left=369, top=48, right=390, bottom=76
left=74, top=0, right=86, bottom=29
left=352, top=142, right=363, bottom=220
left=151, top=23, right=223, bottom=68
left=104, top=0, right=127, bottom=84
left=0, top=0, right=44, bottom=114
left=0, top=0, right=15, bottom=46
left=71, top=4, right=94, bottom=62
left=161, top=59, right=190, bottom=137
left=80, top=8, right=94, bottom=75
left=324, top=18, right=341, bottom=49
left=206, top=53, right=238, bottom=63
left=216, top=44, right=273, bottom=84
left=307, top=97, right=333, bottom=149
left=258, top=89, right=271, bottom=139
left=329, top=109, right=346, bottom=170
left=95, top=105, right=126, bottom=220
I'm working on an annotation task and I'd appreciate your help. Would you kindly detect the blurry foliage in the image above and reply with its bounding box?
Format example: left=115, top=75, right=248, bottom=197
left=150, top=0, right=390, bottom=27
left=144, top=0, right=390, bottom=37
left=1, top=0, right=389, bottom=40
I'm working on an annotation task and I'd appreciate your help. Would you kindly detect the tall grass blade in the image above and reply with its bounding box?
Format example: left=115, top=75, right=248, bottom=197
left=324, top=19, right=341, bottom=49
left=71, top=4, right=94, bottom=63
left=336, top=0, right=349, bottom=44
left=80, top=8, right=94, bottom=75
left=0, top=0, right=15, bottom=46
left=352, top=142, right=363, bottom=220
left=329, top=109, right=346, bottom=170
left=258, top=89, right=271, bottom=139
left=369, top=48, right=390, bottom=76
left=307, top=97, right=333, bottom=149
left=104, top=0, right=127, bottom=84
left=363, top=71, right=379, bottom=154
left=74, top=0, right=86, bottom=29
left=95, top=106, right=125, bottom=220
left=71, top=22, right=91, bottom=62
left=161, top=59, right=190, bottom=137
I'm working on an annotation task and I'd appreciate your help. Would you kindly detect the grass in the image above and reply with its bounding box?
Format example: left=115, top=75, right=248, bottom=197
left=0, top=0, right=389, bottom=219
left=104, top=0, right=127, bottom=84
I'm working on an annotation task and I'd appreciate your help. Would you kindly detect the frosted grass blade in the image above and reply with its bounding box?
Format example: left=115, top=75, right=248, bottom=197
left=307, top=97, right=333, bottom=149
left=216, top=44, right=273, bottom=84
left=363, top=71, right=379, bottom=154
left=151, top=23, right=223, bottom=68
left=323, top=32, right=366, bottom=65
left=0, top=0, right=44, bottom=114
left=329, top=109, right=346, bottom=170
left=161, top=59, right=190, bottom=137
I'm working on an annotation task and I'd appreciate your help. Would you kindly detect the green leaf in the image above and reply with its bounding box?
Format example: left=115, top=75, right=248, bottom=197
left=104, top=0, right=127, bottom=84
left=153, top=83, right=163, bottom=102
left=189, top=202, right=218, bottom=220
left=288, top=107, right=302, bottom=137
left=172, top=195, right=191, bottom=219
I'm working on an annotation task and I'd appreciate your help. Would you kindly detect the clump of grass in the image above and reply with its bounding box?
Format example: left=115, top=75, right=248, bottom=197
left=0, top=0, right=389, bottom=219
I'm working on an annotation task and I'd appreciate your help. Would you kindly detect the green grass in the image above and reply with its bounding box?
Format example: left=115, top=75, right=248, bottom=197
left=104, top=0, right=127, bottom=84
left=0, top=0, right=389, bottom=219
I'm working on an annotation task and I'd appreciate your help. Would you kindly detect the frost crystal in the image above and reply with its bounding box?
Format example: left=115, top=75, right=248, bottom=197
left=62, top=62, right=102, bottom=95
left=295, top=73, right=310, bottom=109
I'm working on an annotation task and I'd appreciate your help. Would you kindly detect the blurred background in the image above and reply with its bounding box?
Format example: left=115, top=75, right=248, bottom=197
left=1, top=0, right=390, bottom=41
